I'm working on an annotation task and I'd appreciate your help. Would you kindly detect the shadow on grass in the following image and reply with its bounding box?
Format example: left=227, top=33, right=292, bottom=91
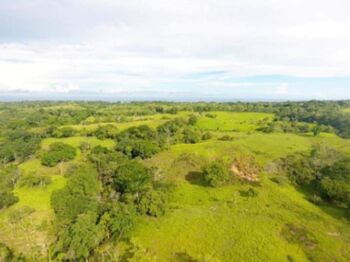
left=185, top=171, right=207, bottom=186
left=295, top=185, right=348, bottom=221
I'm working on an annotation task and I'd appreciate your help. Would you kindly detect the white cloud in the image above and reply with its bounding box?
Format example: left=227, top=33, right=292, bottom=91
left=0, top=0, right=349, bottom=97
left=276, top=84, right=289, bottom=95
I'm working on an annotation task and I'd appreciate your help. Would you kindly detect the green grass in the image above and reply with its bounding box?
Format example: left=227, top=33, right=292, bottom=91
left=136, top=133, right=350, bottom=261
left=195, top=112, right=274, bottom=132
left=133, top=177, right=350, bottom=261
left=41, top=136, right=115, bottom=149
left=138, top=132, right=350, bottom=261
left=65, top=113, right=183, bottom=132
left=2, top=111, right=350, bottom=261
left=0, top=175, right=66, bottom=257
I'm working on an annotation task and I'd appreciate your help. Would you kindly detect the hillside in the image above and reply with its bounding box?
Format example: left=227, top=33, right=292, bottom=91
left=0, top=102, right=349, bottom=261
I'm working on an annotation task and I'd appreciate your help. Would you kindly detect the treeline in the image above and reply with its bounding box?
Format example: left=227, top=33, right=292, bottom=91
left=277, top=144, right=350, bottom=218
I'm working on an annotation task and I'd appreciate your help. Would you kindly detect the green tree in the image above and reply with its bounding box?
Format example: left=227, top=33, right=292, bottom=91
left=99, top=203, right=135, bottom=241
left=138, top=190, right=167, bottom=217
left=41, top=142, right=76, bottom=167
left=51, top=167, right=99, bottom=224
left=202, top=160, right=230, bottom=187
left=52, top=212, right=104, bottom=261
left=113, top=161, right=152, bottom=197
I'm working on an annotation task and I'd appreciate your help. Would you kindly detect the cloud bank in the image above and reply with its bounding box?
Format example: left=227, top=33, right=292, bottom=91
left=0, top=0, right=349, bottom=100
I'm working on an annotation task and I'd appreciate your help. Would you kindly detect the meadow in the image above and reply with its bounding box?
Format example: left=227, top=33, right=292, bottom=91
left=0, top=102, right=349, bottom=261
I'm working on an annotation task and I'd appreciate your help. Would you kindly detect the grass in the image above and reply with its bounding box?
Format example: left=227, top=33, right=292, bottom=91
left=195, top=112, right=274, bottom=132
left=136, top=134, right=350, bottom=261
left=138, top=131, right=350, bottom=261
left=2, top=111, right=350, bottom=261
left=0, top=175, right=66, bottom=258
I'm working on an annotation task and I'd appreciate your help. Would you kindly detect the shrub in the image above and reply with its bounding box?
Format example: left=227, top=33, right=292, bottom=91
left=271, top=176, right=288, bottom=186
left=188, top=114, right=198, bottom=125
left=113, top=161, right=153, bottom=196
left=52, top=212, right=104, bottom=261
left=182, top=128, right=201, bottom=144
left=138, top=190, right=167, bottom=217
left=18, top=173, right=52, bottom=188
left=202, top=160, right=230, bottom=187
left=281, top=155, right=315, bottom=185
left=99, top=203, right=135, bottom=241
left=41, top=142, right=76, bottom=167
left=218, top=135, right=233, bottom=141
left=117, top=139, right=160, bottom=159
left=51, top=167, right=99, bottom=224
left=94, top=124, right=118, bottom=139
left=307, top=195, right=323, bottom=205
left=0, top=190, right=19, bottom=209
left=202, top=132, right=213, bottom=140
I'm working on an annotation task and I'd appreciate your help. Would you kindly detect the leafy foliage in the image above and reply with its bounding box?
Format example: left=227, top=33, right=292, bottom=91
left=51, top=165, right=99, bottom=224
left=202, top=160, right=230, bottom=187
left=138, top=190, right=167, bottom=217
left=0, top=130, right=41, bottom=163
left=113, top=161, right=153, bottom=195
left=52, top=212, right=104, bottom=261
left=41, top=142, right=76, bottom=167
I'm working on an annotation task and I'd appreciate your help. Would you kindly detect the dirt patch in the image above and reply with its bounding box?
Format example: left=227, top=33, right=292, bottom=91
left=231, top=163, right=259, bottom=182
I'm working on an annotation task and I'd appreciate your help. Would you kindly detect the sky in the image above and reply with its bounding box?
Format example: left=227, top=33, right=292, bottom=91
left=0, top=0, right=350, bottom=101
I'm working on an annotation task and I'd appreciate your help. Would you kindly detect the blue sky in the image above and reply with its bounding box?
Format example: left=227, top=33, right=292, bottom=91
left=0, top=0, right=350, bottom=100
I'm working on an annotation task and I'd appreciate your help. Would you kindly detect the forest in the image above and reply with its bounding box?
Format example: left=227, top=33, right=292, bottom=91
left=0, top=100, right=349, bottom=261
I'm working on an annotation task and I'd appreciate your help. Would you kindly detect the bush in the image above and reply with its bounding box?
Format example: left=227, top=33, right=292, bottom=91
left=113, top=161, right=153, bottom=196
left=99, top=203, right=135, bottom=241
left=202, top=160, right=230, bottom=187
left=0, top=190, right=19, bottom=209
left=94, top=124, right=118, bottom=139
left=188, top=115, right=198, bottom=125
left=218, top=135, right=233, bottom=141
left=51, top=167, right=99, bottom=223
left=138, top=190, right=167, bottom=217
left=271, top=176, right=288, bottom=186
left=17, top=173, right=51, bottom=188
left=182, top=128, right=201, bottom=144
left=281, top=155, right=315, bottom=185
left=307, top=195, right=323, bottom=205
left=202, top=132, right=213, bottom=140
left=41, top=142, right=76, bottom=167
left=52, top=212, right=104, bottom=261
left=116, top=139, right=160, bottom=159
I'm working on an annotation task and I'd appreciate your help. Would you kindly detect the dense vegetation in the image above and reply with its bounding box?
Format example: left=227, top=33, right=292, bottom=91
left=0, top=100, right=349, bottom=261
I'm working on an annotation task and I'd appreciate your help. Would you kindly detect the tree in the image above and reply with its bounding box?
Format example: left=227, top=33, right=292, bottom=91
left=0, top=130, right=41, bottom=164
left=281, top=155, right=315, bottom=185
left=113, top=161, right=152, bottom=197
left=188, top=114, right=198, bottom=125
left=116, top=139, right=160, bottom=159
left=94, top=124, right=118, bottom=139
left=312, top=125, right=321, bottom=137
left=319, top=159, right=350, bottom=203
left=138, top=190, right=167, bottom=217
left=52, top=212, right=104, bottom=261
left=99, top=203, right=135, bottom=241
left=51, top=167, right=99, bottom=224
left=17, top=173, right=51, bottom=188
left=202, top=160, right=230, bottom=187
left=41, top=142, right=76, bottom=167
left=182, top=128, right=201, bottom=144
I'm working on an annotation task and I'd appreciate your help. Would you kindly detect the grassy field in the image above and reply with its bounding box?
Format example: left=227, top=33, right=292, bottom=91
left=195, top=112, right=274, bottom=132
left=0, top=136, right=116, bottom=259
left=1, top=111, right=350, bottom=261
left=138, top=132, right=350, bottom=261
